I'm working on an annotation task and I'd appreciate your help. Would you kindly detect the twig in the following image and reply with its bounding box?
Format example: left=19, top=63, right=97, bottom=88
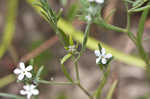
left=20, top=35, right=58, bottom=63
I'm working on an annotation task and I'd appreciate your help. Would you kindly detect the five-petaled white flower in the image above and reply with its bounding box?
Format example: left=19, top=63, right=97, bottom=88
left=20, top=84, right=39, bottom=99
left=13, top=62, right=33, bottom=80
left=88, top=0, right=104, bottom=4
left=95, top=48, right=112, bottom=64
left=68, top=45, right=76, bottom=52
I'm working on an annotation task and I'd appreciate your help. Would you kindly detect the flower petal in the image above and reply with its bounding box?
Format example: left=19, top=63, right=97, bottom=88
left=30, top=84, right=36, bottom=89
left=20, top=90, right=27, bottom=95
left=19, top=62, right=25, bottom=69
left=24, top=85, right=30, bottom=90
left=13, top=69, right=21, bottom=74
left=25, top=72, right=32, bottom=78
left=105, top=53, right=112, bottom=59
left=32, top=89, right=39, bottom=95
left=95, top=50, right=100, bottom=56
left=101, top=48, right=106, bottom=55
left=96, top=57, right=101, bottom=64
left=95, top=0, right=104, bottom=4
left=26, top=65, right=33, bottom=71
left=27, top=93, right=32, bottom=99
left=101, top=58, right=107, bottom=64
left=18, top=74, right=25, bottom=80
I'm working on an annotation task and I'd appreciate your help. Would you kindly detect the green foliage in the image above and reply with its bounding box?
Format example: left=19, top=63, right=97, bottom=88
left=106, top=80, right=118, bottom=99
left=66, top=4, right=78, bottom=21
left=0, top=0, right=18, bottom=59
left=61, top=53, right=73, bottom=82
left=57, top=18, right=146, bottom=68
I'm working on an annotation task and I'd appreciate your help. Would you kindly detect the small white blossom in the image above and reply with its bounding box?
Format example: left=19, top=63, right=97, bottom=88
left=95, top=48, right=112, bottom=64
left=85, top=15, right=92, bottom=22
left=68, top=45, right=76, bottom=52
left=13, top=62, right=33, bottom=80
left=95, top=0, right=104, bottom=4
left=20, top=84, right=39, bottom=99
left=88, top=0, right=104, bottom=4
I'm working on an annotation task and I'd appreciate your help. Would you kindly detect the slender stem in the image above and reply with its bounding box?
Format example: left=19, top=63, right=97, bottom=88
left=94, top=18, right=127, bottom=33
left=77, top=83, right=93, bottom=99
left=73, top=55, right=80, bottom=82
left=95, top=66, right=110, bottom=99
left=81, top=22, right=91, bottom=54
left=125, top=3, right=136, bottom=43
left=136, top=2, right=150, bottom=66
left=128, top=4, right=150, bottom=13
left=37, top=80, right=77, bottom=85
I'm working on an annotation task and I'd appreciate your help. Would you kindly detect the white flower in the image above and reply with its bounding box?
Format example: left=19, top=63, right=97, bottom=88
left=20, top=84, right=39, bottom=99
left=13, top=62, right=33, bottom=80
left=88, top=0, right=104, bottom=4
left=68, top=45, right=76, bottom=52
left=85, top=15, right=92, bottom=22
left=95, top=48, right=112, bottom=64
left=95, top=0, right=104, bottom=4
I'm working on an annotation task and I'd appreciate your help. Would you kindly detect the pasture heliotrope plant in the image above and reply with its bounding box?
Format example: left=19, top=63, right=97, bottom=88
left=20, top=84, right=39, bottom=99
left=13, top=62, right=33, bottom=80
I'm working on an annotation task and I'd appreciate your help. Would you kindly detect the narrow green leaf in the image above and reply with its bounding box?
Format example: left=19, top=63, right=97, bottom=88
left=69, top=36, right=74, bottom=45
left=35, top=66, right=44, bottom=80
left=106, top=80, right=118, bottom=99
left=66, top=4, right=78, bottom=21
left=0, top=0, right=18, bottom=59
left=61, top=53, right=72, bottom=64
left=61, top=64, right=73, bottom=82
left=61, top=54, right=73, bottom=82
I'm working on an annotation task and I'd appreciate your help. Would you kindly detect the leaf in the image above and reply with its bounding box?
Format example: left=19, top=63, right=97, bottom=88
left=61, top=53, right=73, bottom=82
left=0, top=0, right=18, bottom=59
left=35, top=66, right=44, bottom=81
left=106, top=80, right=118, bottom=99
left=66, top=4, right=78, bottom=21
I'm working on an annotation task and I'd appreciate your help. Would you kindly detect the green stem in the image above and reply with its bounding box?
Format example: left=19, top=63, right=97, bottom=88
left=136, top=2, right=150, bottom=76
left=81, top=22, right=91, bottom=54
left=128, top=5, right=150, bottom=12
left=95, top=66, right=110, bottom=99
left=125, top=3, right=136, bottom=43
left=77, top=83, right=93, bottom=99
left=37, top=80, right=77, bottom=85
left=94, top=18, right=126, bottom=33
left=72, top=55, right=80, bottom=82
left=136, top=2, right=150, bottom=63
